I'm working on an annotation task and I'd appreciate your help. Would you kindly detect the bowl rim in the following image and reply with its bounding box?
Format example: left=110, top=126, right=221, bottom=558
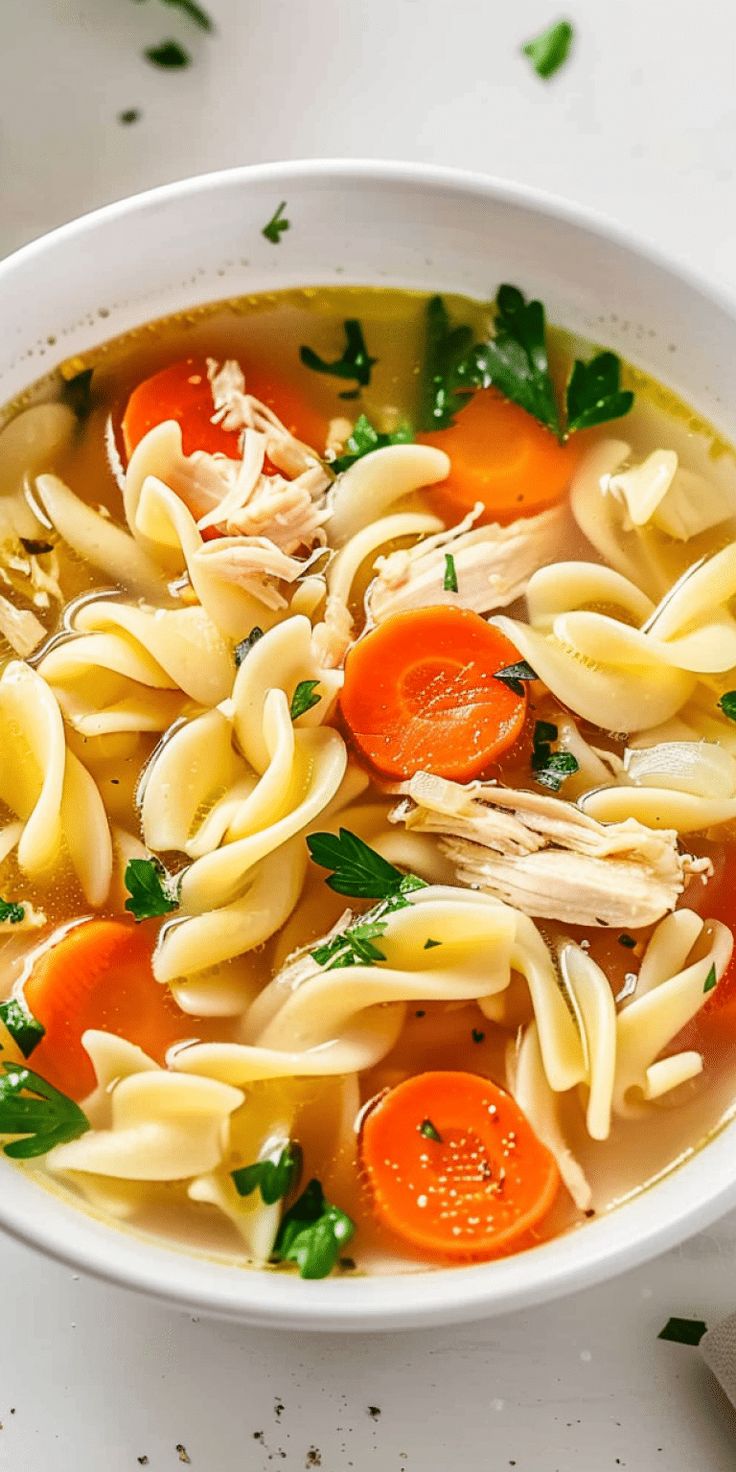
left=3, top=156, right=736, bottom=1330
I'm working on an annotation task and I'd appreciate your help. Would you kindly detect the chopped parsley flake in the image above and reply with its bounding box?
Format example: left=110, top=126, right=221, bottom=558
left=419, top=1118, right=442, bottom=1142
left=718, top=691, right=736, bottom=722
left=273, top=1178, right=355, bottom=1279
left=494, top=660, right=538, bottom=696
left=522, top=19, right=574, bottom=79
left=300, top=319, right=377, bottom=400
left=423, top=938, right=442, bottom=950
left=231, top=1142, right=303, bottom=1205
left=330, top=414, right=412, bottom=473
left=234, top=626, right=264, bottom=666
left=144, top=39, right=191, bottom=68
left=0, top=1063, right=89, bottom=1159
left=124, top=858, right=178, bottom=921
left=262, top=202, right=290, bottom=245
left=0, top=999, right=45, bottom=1059
left=443, top=552, right=458, bottom=593
left=703, top=965, right=718, bottom=994
left=290, top=679, right=321, bottom=721
left=0, top=899, right=26, bottom=926
left=531, top=721, right=579, bottom=791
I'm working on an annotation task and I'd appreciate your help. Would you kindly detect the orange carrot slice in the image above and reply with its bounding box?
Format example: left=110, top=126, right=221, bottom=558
left=360, top=1070, right=559, bottom=1259
left=23, top=919, right=190, bottom=1100
left=418, top=387, right=581, bottom=524
left=121, top=354, right=325, bottom=461
left=339, top=606, right=528, bottom=781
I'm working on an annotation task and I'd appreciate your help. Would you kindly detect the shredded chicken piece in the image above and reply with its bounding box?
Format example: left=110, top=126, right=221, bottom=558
left=196, top=538, right=324, bottom=612
left=207, top=358, right=326, bottom=478
left=368, top=503, right=566, bottom=622
left=223, top=463, right=331, bottom=553
left=311, top=593, right=354, bottom=669
left=0, top=593, right=46, bottom=656
left=392, top=772, right=710, bottom=928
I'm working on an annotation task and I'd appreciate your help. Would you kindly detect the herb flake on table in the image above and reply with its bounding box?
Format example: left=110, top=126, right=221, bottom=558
left=307, top=827, right=427, bottom=900
left=290, top=679, right=321, bottom=720
left=330, top=414, right=412, bottom=473
left=0, top=1062, right=90, bottom=1158
left=0, top=999, right=45, bottom=1059
left=118, top=108, right=141, bottom=125
left=124, top=857, right=179, bottom=921
left=657, top=1316, right=708, bottom=1346
left=273, top=1177, right=355, bottom=1279
left=232, top=1142, right=303, bottom=1205
left=144, top=39, right=191, bottom=68
left=300, top=320, right=377, bottom=400
left=522, top=18, right=574, bottom=79
left=262, top=201, right=290, bottom=245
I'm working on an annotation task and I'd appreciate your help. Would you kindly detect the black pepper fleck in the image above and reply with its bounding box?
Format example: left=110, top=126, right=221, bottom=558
left=367, top=1406, right=381, bottom=1419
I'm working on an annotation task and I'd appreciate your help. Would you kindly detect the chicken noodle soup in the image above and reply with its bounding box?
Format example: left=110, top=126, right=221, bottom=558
left=2, top=284, right=736, bottom=1277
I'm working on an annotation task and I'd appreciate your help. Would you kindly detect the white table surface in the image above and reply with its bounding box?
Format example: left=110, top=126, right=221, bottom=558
left=3, top=1, right=736, bottom=1467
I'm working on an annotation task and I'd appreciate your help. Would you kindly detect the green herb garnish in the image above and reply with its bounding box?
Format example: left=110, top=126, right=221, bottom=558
left=494, top=660, right=538, bottom=696
left=531, top=720, right=579, bottom=791
left=307, top=828, right=426, bottom=900
left=703, top=965, right=718, bottom=995
left=300, top=320, right=377, bottom=401
left=124, top=858, right=178, bottom=921
left=419, top=295, right=484, bottom=430
left=423, top=938, right=442, bottom=950
left=290, top=679, right=321, bottom=721
left=471, top=1028, right=486, bottom=1044
left=262, top=201, right=290, bottom=245
left=0, top=899, right=26, bottom=926
left=426, top=285, right=633, bottom=443
left=234, top=626, right=264, bottom=666
left=118, top=108, right=141, bottom=125
left=330, top=414, right=412, bottom=473
left=618, top=933, right=636, bottom=949
left=522, top=19, right=574, bottom=79
left=718, top=691, right=736, bottom=721
left=273, top=1178, right=355, bottom=1279
left=312, top=916, right=390, bottom=971
left=0, top=1000, right=45, bottom=1060
left=419, top=1118, right=442, bottom=1142
left=565, top=352, right=634, bottom=434
left=62, top=368, right=94, bottom=420
left=144, top=39, right=191, bottom=67
left=231, top=1142, right=303, bottom=1205
left=0, top=1063, right=89, bottom=1159
left=657, top=1317, right=708, bottom=1347
left=443, top=553, right=458, bottom=593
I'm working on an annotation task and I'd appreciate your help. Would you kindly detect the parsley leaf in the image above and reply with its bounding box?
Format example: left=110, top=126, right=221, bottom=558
left=159, top=0, right=213, bottom=30
left=312, top=916, right=389, bottom=971
left=471, top=1027, right=486, bottom=1043
left=703, top=964, right=718, bottom=995
left=61, top=367, right=94, bottom=421
left=262, top=201, right=290, bottom=245
left=0, top=899, right=26, bottom=925
left=330, top=414, right=412, bottom=474
left=0, top=1062, right=89, bottom=1159
left=299, top=320, right=377, bottom=400
left=424, top=938, right=442, bottom=950
left=144, top=39, right=191, bottom=68
left=494, top=659, right=538, bottom=696
left=0, top=999, right=45, bottom=1060
left=419, top=1118, right=442, bottom=1142
left=522, top=19, right=574, bottom=79
left=474, top=285, right=561, bottom=436
left=443, top=553, right=458, bottom=593
left=419, top=295, right=484, bottom=430
left=273, top=1178, right=355, bottom=1279
left=718, top=691, right=736, bottom=721
left=307, top=828, right=426, bottom=900
left=657, top=1317, right=707, bottom=1347
left=531, top=720, right=579, bottom=792
left=124, top=858, right=178, bottom=921
left=231, top=1141, right=303, bottom=1205
left=234, top=626, right=264, bottom=666
left=290, top=680, right=321, bottom=721
left=566, top=352, right=634, bottom=433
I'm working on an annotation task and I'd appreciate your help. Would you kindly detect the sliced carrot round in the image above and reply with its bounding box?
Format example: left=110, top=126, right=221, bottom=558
left=121, top=354, right=326, bottom=461
left=418, top=387, right=581, bottom=525
left=360, top=1070, right=559, bottom=1259
left=339, top=605, right=528, bottom=781
left=23, top=919, right=190, bottom=1100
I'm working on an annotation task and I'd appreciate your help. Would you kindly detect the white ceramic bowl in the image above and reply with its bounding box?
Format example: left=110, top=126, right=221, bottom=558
left=2, top=160, right=736, bottom=1331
